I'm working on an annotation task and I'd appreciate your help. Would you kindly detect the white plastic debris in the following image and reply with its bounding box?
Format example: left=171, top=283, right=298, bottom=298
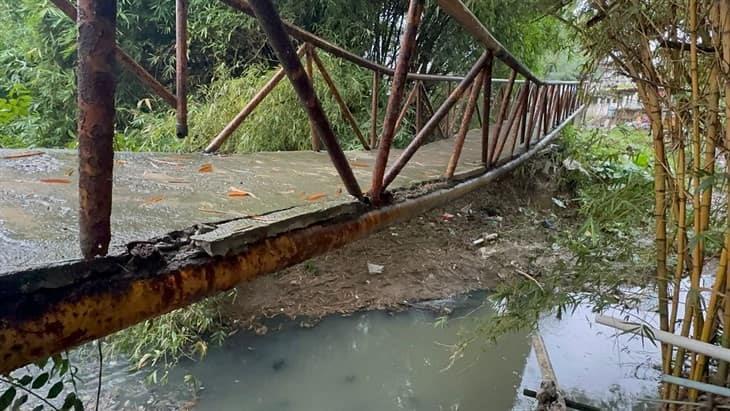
left=367, top=263, right=384, bottom=274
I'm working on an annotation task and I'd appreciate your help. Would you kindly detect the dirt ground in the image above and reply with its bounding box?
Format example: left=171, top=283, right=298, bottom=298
left=226, top=153, right=572, bottom=332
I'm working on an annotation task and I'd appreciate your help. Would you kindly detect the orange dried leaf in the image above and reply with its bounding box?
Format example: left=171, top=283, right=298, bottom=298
left=227, top=187, right=251, bottom=198
left=306, top=192, right=327, bottom=201
left=143, top=195, right=164, bottom=205
left=350, top=161, right=370, bottom=169
left=198, top=163, right=213, bottom=173
left=39, top=178, right=71, bottom=184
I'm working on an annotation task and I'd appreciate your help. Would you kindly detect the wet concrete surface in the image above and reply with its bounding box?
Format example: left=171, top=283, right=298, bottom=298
left=0, top=128, right=528, bottom=272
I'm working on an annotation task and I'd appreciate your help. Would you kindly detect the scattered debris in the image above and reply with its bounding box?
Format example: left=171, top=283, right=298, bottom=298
left=1, top=151, right=44, bottom=160
left=198, top=163, right=213, bottom=173
left=367, top=263, right=384, bottom=274
left=440, top=212, right=455, bottom=221
left=484, top=233, right=498, bottom=242
left=39, top=178, right=71, bottom=184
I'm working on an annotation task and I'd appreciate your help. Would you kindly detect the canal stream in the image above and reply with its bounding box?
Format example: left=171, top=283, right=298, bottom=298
left=63, top=291, right=661, bottom=410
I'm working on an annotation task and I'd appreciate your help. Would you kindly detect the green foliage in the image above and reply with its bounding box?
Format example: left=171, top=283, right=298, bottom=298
left=118, top=53, right=373, bottom=153
left=0, top=354, right=85, bottom=411
left=474, top=126, right=655, bottom=339
left=106, top=291, right=235, bottom=384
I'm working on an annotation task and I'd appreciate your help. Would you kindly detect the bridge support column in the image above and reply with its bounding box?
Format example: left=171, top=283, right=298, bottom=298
left=77, top=0, right=116, bottom=259
left=176, top=0, right=188, bottom=137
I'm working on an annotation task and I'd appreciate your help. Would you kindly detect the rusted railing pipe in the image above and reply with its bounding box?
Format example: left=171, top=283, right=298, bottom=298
left=218, top=0, right=552, bottom=85
left=305, top=45, right=321, bottom=151
left=481, top=52, right=493, bottom=164
left=204, top=45, right=306, bottom=153
left=446, top=70, right=484, bottom=178
left=175, top=0, right=188, bottom=138
left=311, top=49, right=371, bottom=150
left=382, top=51, right=491, bottom=189
left=77, top=0, right=116, bottom=259
left=371, top=0, right=425, bottom=204
left=247, top=0, right=362, bottom=198
left=436, top=0, right=541, bottom=85
left=49, top=0, right=177, bottom=108
left=370, top=72, right=380, bottom=148
left=488, top=70, right=516, bottom=165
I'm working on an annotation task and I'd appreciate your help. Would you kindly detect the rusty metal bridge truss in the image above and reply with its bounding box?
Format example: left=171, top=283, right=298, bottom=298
left=0, top=0, right=585, bottom=373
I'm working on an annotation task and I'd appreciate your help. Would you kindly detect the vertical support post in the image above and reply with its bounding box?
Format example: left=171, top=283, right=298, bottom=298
left=481, top=52, right=493, bottom=164
left=248, top=0, right=362, bottom=199
left=415, top=81, right=423, bottom=134
left=445, top=81, right=452, bottom=135
left=488, top=70, right=516, bottom=166
left=382, top=51, right=491, bottom=189
left=519, top=83, right=531, bottom=144
left=175, top=0, right=188, bottom=138
left=525, top=85, right=544, bottom=148
left=305, top=44, right=321, bottom=151
left=370, top=72, right=380, bottom=148
left=446, top=70, right=484, bottom=178
left=371, top=0, right=424, bottom=204
left=77, top=0, right=116, bottom=259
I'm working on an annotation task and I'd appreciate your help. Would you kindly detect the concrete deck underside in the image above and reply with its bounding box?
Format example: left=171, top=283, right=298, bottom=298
left=0, top=127, right=529, bottom=272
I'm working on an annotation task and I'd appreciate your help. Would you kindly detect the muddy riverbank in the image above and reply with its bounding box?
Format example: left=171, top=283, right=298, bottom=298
left=227, top=150, right=575, bottom=332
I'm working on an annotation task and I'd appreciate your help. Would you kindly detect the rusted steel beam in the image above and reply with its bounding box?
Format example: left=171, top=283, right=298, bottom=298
left=371, top=0, right=424, bottom=204
left=311, top=49, right=371, bottom=150
left=488, top=70, right=517, bottom=165
left=394, top=84, right=419, bottom=135
left=418, top=81, right=446, bottom=140
left=176, top=0, right=188, bottom=138
left=545, top=85, right=557, bottom=134
left=415, top=81, right=423, bottom=134
left=77, top=0, right=116, bottom=259
left=370, top=72, right=380, bottom=148
left=0, top=104, right=586, bottom=375
left=481, top=53, right=493, bottom=164
left=382, top=51, right=491, bottom=189
left=446, top=70, right=484, bottom=178
left=518, top=83, right=532, bottom=145
left=205, top=45, right=306, bottom=153
left=541, top=85, right=552, bottom=137
left=49, top=0, right=177, bottom=108
left=524, top=85, right=545, bottom=148
left=248, top=0, right=361, bottom=198
left=510, top=84, right=530, bottom=157
left=492, top=82, right=528, bottom=164
left=305, top=45, right=321, bottom=152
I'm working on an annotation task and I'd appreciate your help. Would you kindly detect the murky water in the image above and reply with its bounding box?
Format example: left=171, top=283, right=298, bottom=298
left=63, top=291, right=661, bottom=411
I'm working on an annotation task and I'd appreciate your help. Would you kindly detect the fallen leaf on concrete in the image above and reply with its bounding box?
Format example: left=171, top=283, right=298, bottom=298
left=228, top=187, right=252, bottom=197
left=350, top=161, right=370, bottom=168
left=306, top=192, right=327, bottom=201
left=440, top=212, right=455, bottom=221
left=142, top=195, right=164, bottom=205
left=39, top=178, right=70, bottom=184
left=198, top=163, right=213, bottom=173
left=2, top=151, right=44, bottom=160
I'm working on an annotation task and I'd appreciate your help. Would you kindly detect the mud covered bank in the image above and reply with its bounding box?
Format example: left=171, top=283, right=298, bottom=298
left=227, top=151, right=574, bottom=332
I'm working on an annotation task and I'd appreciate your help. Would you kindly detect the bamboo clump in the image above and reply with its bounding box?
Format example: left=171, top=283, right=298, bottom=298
left=577, top=0, right=730, bottom=405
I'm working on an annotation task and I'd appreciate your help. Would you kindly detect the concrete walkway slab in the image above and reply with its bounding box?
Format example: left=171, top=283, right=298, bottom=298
left=0, top=128, right=527, bottom=272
